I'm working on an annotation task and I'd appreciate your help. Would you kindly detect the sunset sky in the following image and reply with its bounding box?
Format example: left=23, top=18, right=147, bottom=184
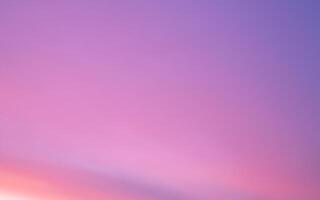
left=0, top=1, right=319, bottom=200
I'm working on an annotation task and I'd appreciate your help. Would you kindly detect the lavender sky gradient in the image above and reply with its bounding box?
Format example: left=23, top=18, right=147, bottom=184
left=0, top=1, right=319, bottom=200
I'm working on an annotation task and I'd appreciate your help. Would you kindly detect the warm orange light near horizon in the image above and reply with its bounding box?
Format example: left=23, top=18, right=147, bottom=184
left=0, top=166, right=88, bottom=200
left=0, top=163, right=149, bottom=200
left=0, top=191, right=40, bottom=200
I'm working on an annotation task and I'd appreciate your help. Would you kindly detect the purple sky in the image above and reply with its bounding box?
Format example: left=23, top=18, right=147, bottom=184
left=0, top=1, right=319, bottom=200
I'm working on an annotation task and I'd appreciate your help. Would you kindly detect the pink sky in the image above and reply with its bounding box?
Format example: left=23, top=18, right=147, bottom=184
left=1, top=1, right=319, bottom=200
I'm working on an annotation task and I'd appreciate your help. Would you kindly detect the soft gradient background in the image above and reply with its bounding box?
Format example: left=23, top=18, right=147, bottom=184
left=0, top=1, right=319, bottom=200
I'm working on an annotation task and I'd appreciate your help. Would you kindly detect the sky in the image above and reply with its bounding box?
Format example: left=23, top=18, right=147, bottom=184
left=0, top=1, right=319, bottom=200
